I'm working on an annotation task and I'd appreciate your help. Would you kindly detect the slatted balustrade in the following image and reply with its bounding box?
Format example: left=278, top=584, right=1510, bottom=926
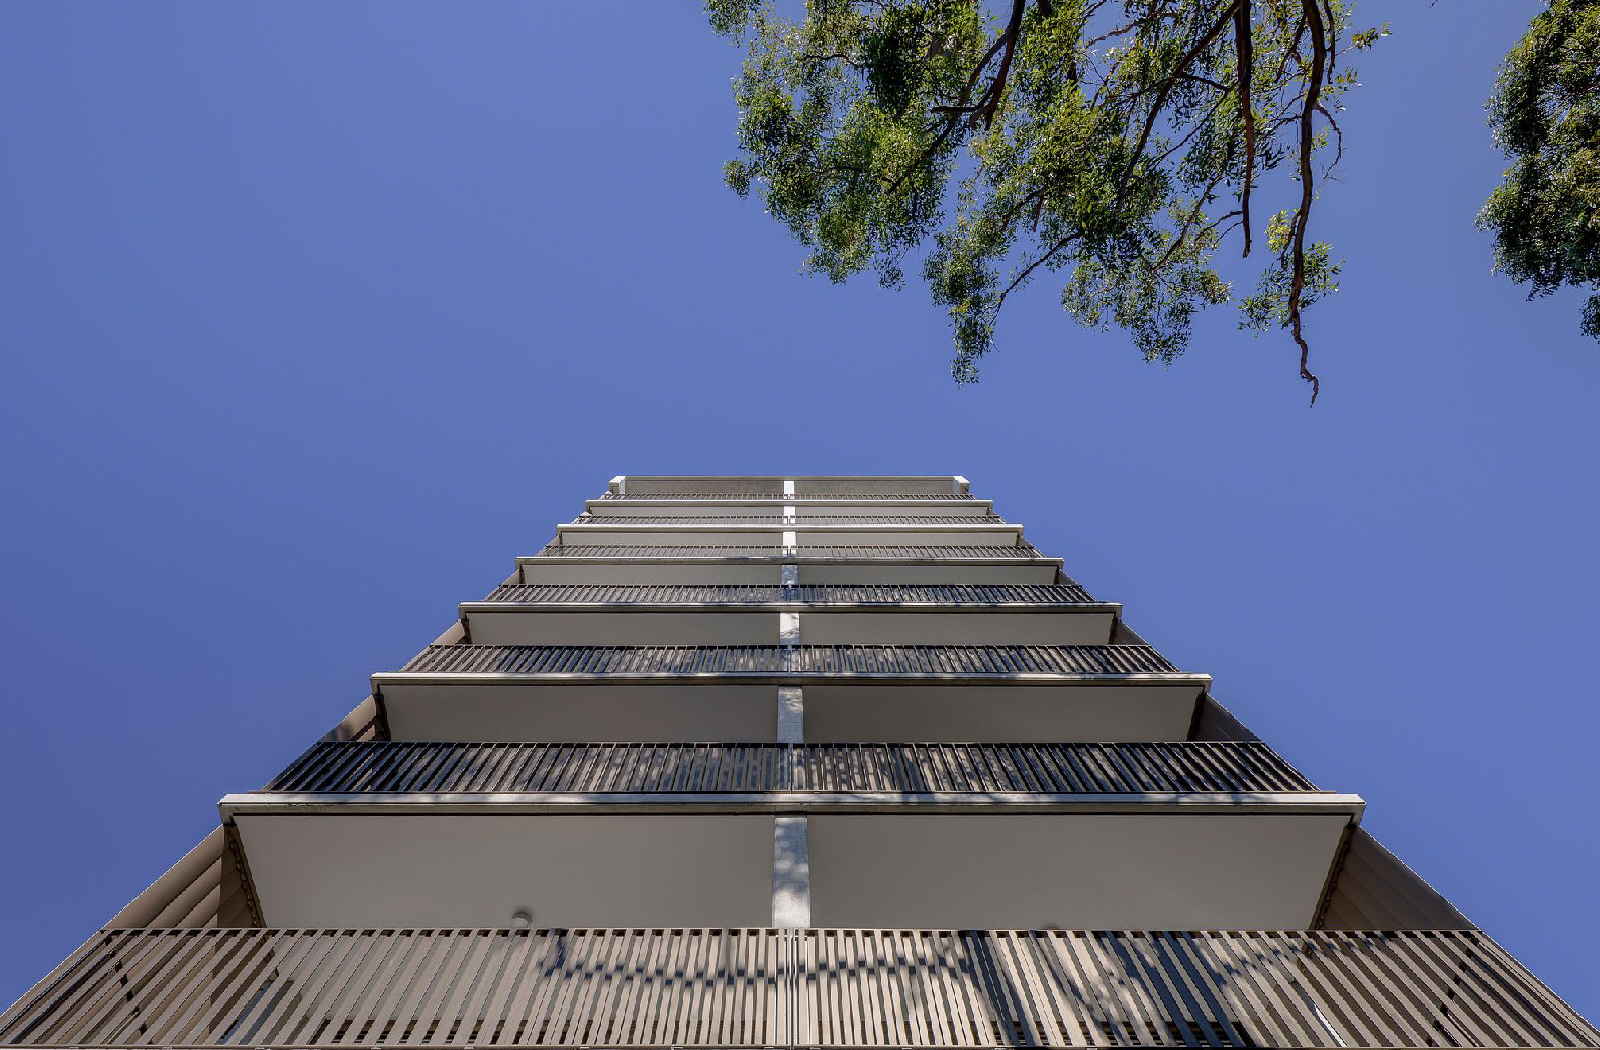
left=4, top=927, right=1592, bottom=1048
left=265, top=742, right=1315, bottom=795
left=597, top=491, right=978, bottom=500
left=480, top=583, right=1097, bottom=604
left=396, top=643, right=1179, bottom=677
left=531, top=543, right=1046, bottom=560
left=572, top=514, right=1008, bottom=525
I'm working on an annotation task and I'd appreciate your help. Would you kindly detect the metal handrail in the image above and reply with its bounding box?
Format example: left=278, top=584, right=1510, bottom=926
left=529, top=543, right=1048, bottom=560
left=396, top=643, right=1180, bottom=676
left=478, top=583, right=1097, bottom=604
left=597, top=491, right=978, bottom=500
left=571, top=514, right=1006, bottom=524
left=265, top=741, right=1315, bottom=794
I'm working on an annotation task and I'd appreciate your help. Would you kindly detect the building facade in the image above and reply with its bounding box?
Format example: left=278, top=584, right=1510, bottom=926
left=2, top=474, right=1594, bottom=1047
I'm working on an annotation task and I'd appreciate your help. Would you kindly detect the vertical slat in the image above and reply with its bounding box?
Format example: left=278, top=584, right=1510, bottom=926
left=9, top=929, right=1597, bottom=1046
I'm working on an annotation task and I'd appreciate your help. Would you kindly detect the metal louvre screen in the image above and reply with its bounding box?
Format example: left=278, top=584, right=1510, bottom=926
left=4, top=928, right=1594, bottom=1048
left=530, top=544, right=1043, bottom=560
left=595, top=492, right=978, bottom=500
left=482, top=583, right=1097, bottom=603
left=397, top=644, right=1179, bottom=676
left=573, top=514, right=1007, bottom=524
left=264, top=742, right=1316, bottom=795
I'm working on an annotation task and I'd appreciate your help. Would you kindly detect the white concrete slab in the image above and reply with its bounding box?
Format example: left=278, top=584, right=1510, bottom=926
left=807, top=812, right=1349, bottom=929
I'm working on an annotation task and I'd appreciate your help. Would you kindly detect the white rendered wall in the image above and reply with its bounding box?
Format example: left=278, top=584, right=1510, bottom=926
left=466, top=610, right=783, bottom=647
left=235, top=814, right=775, bottom=928
left=383, top=683, right=779, bottom=741
left=518, top=561, right=783, bottom=585
left=802, top=684, right=1200, bottom=742
left=806, top=813, right=1349, bottom=929
left=797, top=610, right=1115, bottom=646
left=797, top=564, right=1059, bottom=585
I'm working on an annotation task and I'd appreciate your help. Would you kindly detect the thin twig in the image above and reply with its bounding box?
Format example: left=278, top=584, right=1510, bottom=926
left=998, top=233, right=1082, bottom=306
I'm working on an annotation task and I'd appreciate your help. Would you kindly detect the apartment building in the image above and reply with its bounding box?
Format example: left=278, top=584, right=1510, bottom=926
left=2, top=474, right=1592, bottom=1048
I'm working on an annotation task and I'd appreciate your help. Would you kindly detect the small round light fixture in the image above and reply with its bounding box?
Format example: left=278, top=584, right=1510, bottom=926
left=511, top=908, right=533, bottom=929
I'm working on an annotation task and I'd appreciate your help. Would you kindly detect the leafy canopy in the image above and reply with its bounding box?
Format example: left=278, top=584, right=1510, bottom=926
left=708, top=0, right=1386, bottom=401
left=1480, top=0, right=1600, bottom=342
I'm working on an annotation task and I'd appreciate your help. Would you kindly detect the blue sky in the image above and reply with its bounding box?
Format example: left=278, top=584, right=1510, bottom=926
left=2, top=0, right=1597, bottom=1021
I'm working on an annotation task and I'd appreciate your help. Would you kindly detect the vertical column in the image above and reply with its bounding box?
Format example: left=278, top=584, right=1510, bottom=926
left=782, top=478, right=798, bottom=555
left=777, top=686, right=804, bottom=743
left=774, top=481, right=809, bottom=925
left=772, top=816, right=811, bottom=927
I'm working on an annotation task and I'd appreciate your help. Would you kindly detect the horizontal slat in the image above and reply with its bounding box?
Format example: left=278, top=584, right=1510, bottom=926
left=396, top=644, right=1179, bottom=676
left=264, top=742, right=1314, bottom=795
left=479, top=582, right=1097, bottom=604
left=5, top=928, right=1592, bottom=1047
left=529, top=543, right=1045, bottom=560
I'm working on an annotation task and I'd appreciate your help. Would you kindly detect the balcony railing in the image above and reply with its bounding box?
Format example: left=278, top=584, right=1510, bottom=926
left=598, top=490, right=978, bottom=500
left=266, top=741, right=1313, bottom=795
left=480, top=582, right=1097, bottom=604
left=530, top=543, right=1047, bottom=560
left=6, top=927, right=1591, bottom=1048
left=573, top=513, right=1007, bottom=525
left=395, top=643, right=1180, bottom=677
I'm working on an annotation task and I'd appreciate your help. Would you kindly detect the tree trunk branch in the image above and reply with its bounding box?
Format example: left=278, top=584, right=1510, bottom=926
left=1234, top=0, right=1256, bottom=258
left=1289, top=0, right=1327, bottom=405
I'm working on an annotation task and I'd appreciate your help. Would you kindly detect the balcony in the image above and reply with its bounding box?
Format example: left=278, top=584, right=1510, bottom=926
left=577, top=513, right=1008, bottom=525
left=517, top=542, right=1061, bottom=586
left=372, top=644, right=1208, bottom=743
left=391, top=641, right=1186, bottom=676
left=481, top=581, right=1098, bottom=602
left=609, top=475, right=971, bottom=498
left=10, top=928, right=1589, bottom=1048
left=262, top=740, right=1321, bottom=796
left=599, top=489, right=979, bottom=499
left=588, top=496, right=998, bottom=517
left=460, top=583, right=1119, bottom=647
left=552, top=522, right=1027, bottom=550
left=221, top=742, right=1356, bottom=929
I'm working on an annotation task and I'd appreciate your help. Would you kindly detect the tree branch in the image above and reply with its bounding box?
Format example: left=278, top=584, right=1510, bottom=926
left=1083, top=21, right=1139, bottom=50
left=998, top=233, right=1082, bottom=307
left=1151, top=175, right=1235, bottom=275
left=1289, top=0, right=1327, bottom=404
left=1313, top=100, right=1343, bottom=167
left=1234, top=0, right=1256, bottom=257
left=884, top=22, right=1017, bottom=196
left=1177, top=72, right=1230, bottom=92
left=1116, top=0, right=1244, bottom=208
left=983, top=0, right=1029, bottom=129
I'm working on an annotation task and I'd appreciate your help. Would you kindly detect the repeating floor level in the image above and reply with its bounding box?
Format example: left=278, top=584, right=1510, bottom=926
left=3, top=474, right=1593, bottom=1048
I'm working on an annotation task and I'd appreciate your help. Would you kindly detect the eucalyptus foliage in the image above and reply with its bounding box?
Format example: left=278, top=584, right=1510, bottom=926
left=1480, top=0, right=1600, bottom=342
left=709, top=0, right=1386, bottom=400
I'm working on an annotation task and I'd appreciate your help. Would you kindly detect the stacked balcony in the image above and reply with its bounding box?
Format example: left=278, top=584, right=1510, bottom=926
left=224, top=738, right=1358, bottom=930
left=3, top=474, right=1595, bottom=1049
